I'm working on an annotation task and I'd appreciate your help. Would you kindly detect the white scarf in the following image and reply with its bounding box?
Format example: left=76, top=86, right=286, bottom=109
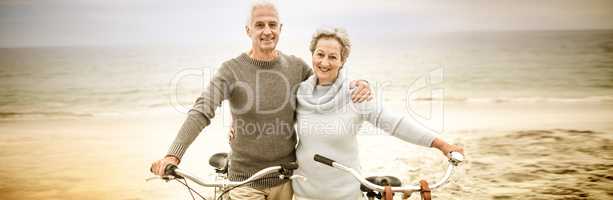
left=296, top=70, right=352, bottom=113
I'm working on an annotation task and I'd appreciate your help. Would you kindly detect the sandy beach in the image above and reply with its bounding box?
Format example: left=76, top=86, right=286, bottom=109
left=1, top=101, right=611, bottom=200
left=1, top=0, right=613, bottom=198
left=455, top=129, right=613, bottom=199
left=1, top=29, right=612, bottom=200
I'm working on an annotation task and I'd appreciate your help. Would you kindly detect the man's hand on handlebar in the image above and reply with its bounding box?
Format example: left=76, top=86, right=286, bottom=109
left=150, top=155, right=180, bottom=176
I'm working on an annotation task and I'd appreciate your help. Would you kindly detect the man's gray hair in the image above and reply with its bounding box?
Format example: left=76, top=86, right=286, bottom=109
left=246, top=0, right=280, bottom=26
left=309, top=27, right=352, bottom=63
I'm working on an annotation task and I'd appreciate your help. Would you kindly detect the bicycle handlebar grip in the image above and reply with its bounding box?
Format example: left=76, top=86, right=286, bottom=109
left=449, top=152, right=464, bottom=165
left=314, top=154, right=335, bottom=167
left=282, top=162, right=299, bottom=170
left=164, top=164, right=178, bottom=176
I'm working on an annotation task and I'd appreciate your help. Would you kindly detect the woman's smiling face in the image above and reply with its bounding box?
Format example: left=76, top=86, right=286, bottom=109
left=312, top=37, right=344, bottom=85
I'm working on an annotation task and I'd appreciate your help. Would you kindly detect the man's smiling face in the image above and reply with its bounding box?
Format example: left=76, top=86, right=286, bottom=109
left=246, top=6, right=282, bottom=53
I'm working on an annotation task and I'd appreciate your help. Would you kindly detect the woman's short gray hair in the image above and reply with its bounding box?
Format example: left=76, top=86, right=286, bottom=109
left=309, top=27, right=352, bottom=63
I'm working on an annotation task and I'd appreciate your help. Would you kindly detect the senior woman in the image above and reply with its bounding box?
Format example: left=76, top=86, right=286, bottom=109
left=292, top=27, right=464, bottom=200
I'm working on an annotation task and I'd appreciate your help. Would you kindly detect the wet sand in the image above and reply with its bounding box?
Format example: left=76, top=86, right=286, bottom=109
left=436, top=129, right=613, bottom=200
left=0, top=102, right=612, bottom=200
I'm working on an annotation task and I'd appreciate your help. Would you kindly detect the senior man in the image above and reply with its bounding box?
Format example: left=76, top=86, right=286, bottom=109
left=150, top=1, right=371, bottom=199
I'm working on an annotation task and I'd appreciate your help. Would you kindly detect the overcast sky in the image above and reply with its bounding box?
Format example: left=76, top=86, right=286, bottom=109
left=1, top=0, right=612, bottom=47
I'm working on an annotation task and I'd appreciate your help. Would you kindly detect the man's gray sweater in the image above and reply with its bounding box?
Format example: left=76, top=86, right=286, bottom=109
left=167, top=52, right=312, bottom=188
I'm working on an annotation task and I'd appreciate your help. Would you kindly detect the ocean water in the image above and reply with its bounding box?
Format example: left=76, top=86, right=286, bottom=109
left=0, top=30, right=612, bottom=120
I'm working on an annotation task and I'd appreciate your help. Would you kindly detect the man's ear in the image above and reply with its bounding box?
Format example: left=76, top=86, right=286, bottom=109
left=279, top=23, right=283, bottom=33
left=245, top=25, right=250, bottom=37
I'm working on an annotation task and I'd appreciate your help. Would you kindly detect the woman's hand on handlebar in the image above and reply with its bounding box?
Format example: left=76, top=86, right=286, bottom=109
left=150, top=155, right=180, bottom=176
left=430, top=138, right=464, bottom=158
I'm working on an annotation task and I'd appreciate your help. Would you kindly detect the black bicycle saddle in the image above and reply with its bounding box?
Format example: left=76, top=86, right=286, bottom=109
left=208, top=152, right=229, bottom=174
